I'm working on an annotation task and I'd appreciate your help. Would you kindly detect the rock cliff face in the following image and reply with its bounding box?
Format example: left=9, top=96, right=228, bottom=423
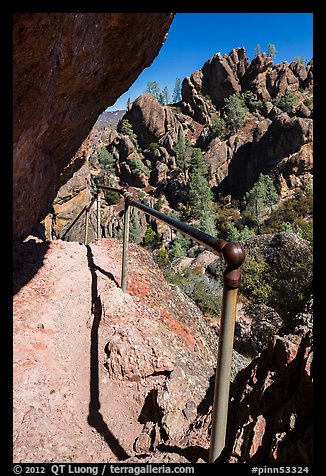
left=13, top=13, right=174, bottom=239
left=98, top=47, right=312, bottom=206
left=218, top=298, right=313, bottom=464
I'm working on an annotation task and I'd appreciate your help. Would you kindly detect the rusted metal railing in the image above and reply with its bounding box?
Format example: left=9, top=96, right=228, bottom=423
left=97, top=184, right=245, bottom=462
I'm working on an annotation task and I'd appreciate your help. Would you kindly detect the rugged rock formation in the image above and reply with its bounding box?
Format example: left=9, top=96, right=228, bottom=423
left=13, top=13, right=174, bottom=239
left=122, top=93, right=184, bottom=153
left=201, top=49, right=249, bottom=107
left=218, top=297, right=313, bottom=463
left=219, top=114, right=313, bottom=199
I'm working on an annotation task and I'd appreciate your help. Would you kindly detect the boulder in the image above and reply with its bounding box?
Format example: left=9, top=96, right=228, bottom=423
left=123, top=94, right=183, bottom=150
left=181, top=76, right=210, bottom=124
left=201, top=51, right=243, bottom=107
left=203, top=137, right=230, bottom=187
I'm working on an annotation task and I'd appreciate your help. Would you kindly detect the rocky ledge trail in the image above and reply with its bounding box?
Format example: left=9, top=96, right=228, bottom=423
left=13, top=237, right=248, bottom=463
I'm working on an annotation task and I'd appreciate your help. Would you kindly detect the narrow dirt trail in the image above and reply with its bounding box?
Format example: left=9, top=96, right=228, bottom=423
left=13, top=239, right=147, bottom=463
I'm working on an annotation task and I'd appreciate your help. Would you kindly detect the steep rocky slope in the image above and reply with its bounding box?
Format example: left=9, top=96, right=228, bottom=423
left=85, top=47, right=313, bottom=212
left=13, top=13, right=174, bottom=240
left=13, top=237, right=248, bottom=463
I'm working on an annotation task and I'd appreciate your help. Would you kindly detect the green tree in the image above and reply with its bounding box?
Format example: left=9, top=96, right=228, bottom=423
left=126, top=97, right=131, bottom=109
left=146, top=81, right=160, bottom=100
left=267, top=43, right=277, bottom=60
left=118, top=119, right=138, bottom=145
left=206, top=116, right=226, bottom=141
left=174, top=130, right=192, bottom=180
left=245, top=174, right=279, bottom=233
left=225, top=222, right=255, bottom=242
left=187, top=148, right=214, bottom=220
left=172, top=78, right=182, bottom=103
left=162, top=86, right=170, bottom=105
left=142, top=224, right=157, bottom=247
left=254, top=44, right=261, bottom=57
left=169, top=232, right=190, bottom=261
left=293, top=56, right=308, bottom=65
left=224, top=93, right=249, bottom=132
left=242, top=91, right=263, bottom=110
left=96, top=147, right=116, bottom=175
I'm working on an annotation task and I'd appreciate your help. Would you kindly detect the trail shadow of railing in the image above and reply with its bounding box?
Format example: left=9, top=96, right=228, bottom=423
left=86, top=245, right=129, bottom=460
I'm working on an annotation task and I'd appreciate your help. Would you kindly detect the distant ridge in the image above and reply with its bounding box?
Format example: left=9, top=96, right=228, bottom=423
left=94, top=109, right=126, bottom=130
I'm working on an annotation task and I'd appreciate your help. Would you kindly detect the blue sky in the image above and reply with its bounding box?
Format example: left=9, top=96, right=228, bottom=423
left=107, top=12, right=313, bottom=112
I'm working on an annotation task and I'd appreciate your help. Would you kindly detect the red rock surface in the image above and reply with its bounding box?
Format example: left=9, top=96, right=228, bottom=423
left=13, top=238, right=222, bottom=463
left=13, top=13, right=174, bottom=240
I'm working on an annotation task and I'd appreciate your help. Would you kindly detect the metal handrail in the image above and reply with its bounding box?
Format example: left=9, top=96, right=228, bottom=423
left=60, top=194, right=98, bottom=243
left=97, top=184, right=246, bottom=463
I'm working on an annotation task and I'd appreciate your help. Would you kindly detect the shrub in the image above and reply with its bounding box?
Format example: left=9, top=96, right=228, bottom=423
left=225, top=222, right=255, bottom=242
left=142, top=224, right=157, bottom=247
left=155, top=247, right=170, bottom=268
left=240, top=253, right=273, bottom=304
left=118, top=119, right=138, bottom=144
left=164, top=268, right=223, bottom=317
left=272, top=91, right=297, bottom=114
left=206, top=116, right=226, bottom=141
left=129, top=156, right=150, bottom=176
left=242, top=90, right=263, bottom=110
left=149, top=142, right=160, bottom=151
left=169, top=232, right=191, bottom=261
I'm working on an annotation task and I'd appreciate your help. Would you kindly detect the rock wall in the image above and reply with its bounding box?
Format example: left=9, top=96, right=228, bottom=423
left=13, top=13, right=174, bottom=240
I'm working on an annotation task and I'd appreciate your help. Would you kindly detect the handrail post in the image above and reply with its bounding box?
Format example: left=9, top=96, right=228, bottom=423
left=97, top=190, right=102, bottom=239
left=209, top=242, right=245, bottom=463
left=121, top=199, right=130, bottom=293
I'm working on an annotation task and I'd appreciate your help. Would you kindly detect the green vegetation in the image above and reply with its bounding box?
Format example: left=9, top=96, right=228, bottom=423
left=187, top=148, right=214, bottom=220
left=254, top=44, right=261, bottom=57
left=224, top=93, right=249, bottom=132
left=267, top=43, right=277, bottom=60
left=129, top=210, right=146, bottom=244
left=272, top=91, right=297, bottom=114
left=172, top=78, right=182, bottom=103
left=142, top=224, right=158, bottom=247
left=174, top=131, right=192, bottom=180
left=118, top=119, right=138, bottom=145
left=164, top=268, right=223, bottom=318
left=206, top=116, right=226, bottom=141
left=241, top=253, right=273, bottom=303
left=169, top=232, right=191, bottom=261
left=241, top=242, right=313, bottom=320
left=129, top=156, right=150, bottom=177
left=293, top=56, right=308, bottom=65
left=244, top=174, right=279, bottom=233
left=262, top=189, right=313, bottom=242
left=242, top=90, right=263, bottom=110
left=224, top=222, right=255, bottom=242
left=145, top=81, right=171, bottom=105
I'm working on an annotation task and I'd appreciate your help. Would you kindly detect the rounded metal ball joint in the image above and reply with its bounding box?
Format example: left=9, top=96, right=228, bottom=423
left=222, top=242, right=246, bottom=270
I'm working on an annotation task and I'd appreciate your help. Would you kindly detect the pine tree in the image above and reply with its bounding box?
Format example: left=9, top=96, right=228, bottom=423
left=172, top=78, right=182, bottom=103
left=187, top=148, right=214, bottom=220
left=162, top=86, right=170, bottom=105
left=254, top=44, right=261, bottom=57
left=145, top=81, right=160, bottom=100
left=174, top=130, right=192, bottom=181
left=245, top=174, right=278, bottom=233
left=267, top=43, right=277, bottom=60
left=224, top=93, right=249, bottom=133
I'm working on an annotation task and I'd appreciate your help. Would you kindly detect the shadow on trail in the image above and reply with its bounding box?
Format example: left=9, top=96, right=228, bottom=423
left=86, top=245, right=128, bottom=461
